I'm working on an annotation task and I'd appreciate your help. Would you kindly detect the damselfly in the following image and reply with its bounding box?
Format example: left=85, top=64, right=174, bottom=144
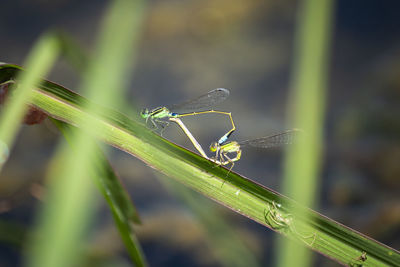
left=209, top=129, right=301, bottom=171
left=141, top=88, right=235, bottom=144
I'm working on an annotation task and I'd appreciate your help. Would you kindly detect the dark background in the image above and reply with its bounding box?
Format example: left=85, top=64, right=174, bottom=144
left=0, top=0, right=399, bottom=266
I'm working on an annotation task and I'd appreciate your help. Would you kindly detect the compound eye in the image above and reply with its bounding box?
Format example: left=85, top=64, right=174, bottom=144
left=140, top=108, right=148, bottom=117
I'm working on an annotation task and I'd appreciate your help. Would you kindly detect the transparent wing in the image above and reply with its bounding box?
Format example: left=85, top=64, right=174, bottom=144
left=238, top=129, right=301, bottom=148
left=169, top=88, right=229, bottom=112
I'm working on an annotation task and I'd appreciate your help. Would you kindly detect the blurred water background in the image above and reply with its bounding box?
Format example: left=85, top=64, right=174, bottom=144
left=0, top=0, right=399, bottom=266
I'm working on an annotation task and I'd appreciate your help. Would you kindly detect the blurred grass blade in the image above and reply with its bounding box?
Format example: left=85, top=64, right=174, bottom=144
left=158, top=173, right=260, bottom=267
left=79, top=0, right=145, bottom=110
left=0, top=64, right=399, bottom=266
left=52, top=119, right=142, bottom=225
left=52, top=119, right=145, bottom=264
left=280, top=0, right=335, bottom=267
left=0, top=33, right=58, bottom=169
left=25, top=131, right=99, bottom=267
left=49, top=26, right=145, bottom=262
left=56, top=32, right=90, bottom=72
left=21, top=0, right=147, bottom=266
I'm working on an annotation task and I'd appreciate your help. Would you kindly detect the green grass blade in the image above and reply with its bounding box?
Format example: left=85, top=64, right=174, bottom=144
left=56, top=32, right=90, bottom=72
left=280, top=0, right=335, bottom=266
left=0, top=34, right=58, bottom=169
left=79, top=0, right=146, bottom=110
left=16, top=0, right=147, bottom=266
left=52, top=119, right=145, bottom=265
left=25, top=133, right=99, bottom=267
left=52, top=119, right=142, bottom=225
left=0, top=64, right=399, bottom=267
left=158, top=174, right=260, bottom=267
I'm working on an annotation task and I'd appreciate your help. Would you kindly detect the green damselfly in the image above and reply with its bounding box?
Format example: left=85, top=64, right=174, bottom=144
left=141, top=88, right=235, bottom=144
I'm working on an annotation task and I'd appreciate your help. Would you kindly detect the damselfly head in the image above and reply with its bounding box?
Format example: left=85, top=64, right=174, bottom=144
left=209, top=142, right=218, bottom=152
left=140, top=108, right=149, bottom=118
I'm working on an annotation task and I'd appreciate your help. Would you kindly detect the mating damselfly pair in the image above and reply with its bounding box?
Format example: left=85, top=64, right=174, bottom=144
left=141, top=88, right=300, bottom=171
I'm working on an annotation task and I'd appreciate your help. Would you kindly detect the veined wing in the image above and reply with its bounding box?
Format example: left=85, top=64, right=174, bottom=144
left=238, top=129, right=301, bottom=148
left=169, top=88, right=229, bottom=112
